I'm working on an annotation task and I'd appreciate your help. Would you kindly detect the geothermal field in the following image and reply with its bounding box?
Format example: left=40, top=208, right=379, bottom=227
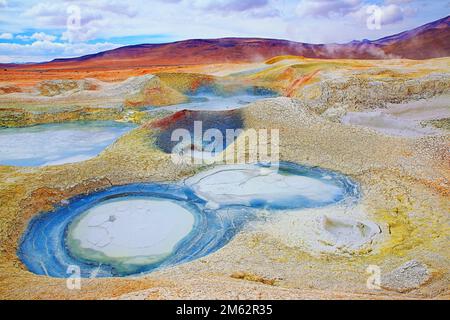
left=0, top=14, right=449, bottom=300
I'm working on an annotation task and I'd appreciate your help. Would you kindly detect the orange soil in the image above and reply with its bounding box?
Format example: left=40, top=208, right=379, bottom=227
left=0, top=65, right=212, bottom=87
left=285, top=70, right=320, bottom=97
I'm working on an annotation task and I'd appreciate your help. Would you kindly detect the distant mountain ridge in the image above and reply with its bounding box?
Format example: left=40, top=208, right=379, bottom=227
left=3, top=15, right=449, bottom=68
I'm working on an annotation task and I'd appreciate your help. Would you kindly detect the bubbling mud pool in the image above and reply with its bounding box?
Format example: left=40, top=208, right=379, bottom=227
left=0, top=121, right=136, bottom=166
left=18, top=163, right=359, bottom=277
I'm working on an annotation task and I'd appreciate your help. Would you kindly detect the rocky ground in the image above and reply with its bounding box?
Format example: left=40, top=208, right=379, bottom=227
left=0, top=57, right=448, bottom=300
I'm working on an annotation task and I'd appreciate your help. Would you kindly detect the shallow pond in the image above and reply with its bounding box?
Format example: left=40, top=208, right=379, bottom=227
left=0, top=121, right=137, bottom=166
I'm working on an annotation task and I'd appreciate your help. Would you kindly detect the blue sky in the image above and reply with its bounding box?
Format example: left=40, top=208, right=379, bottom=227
left=0, top=0, right=449, bottom=63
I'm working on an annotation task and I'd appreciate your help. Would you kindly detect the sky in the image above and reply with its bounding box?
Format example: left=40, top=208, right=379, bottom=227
left=0, top=0, right=449, bottom=63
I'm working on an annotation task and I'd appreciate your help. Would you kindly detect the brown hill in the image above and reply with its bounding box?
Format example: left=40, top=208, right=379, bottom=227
left=2, top=15, right=449, bottom=71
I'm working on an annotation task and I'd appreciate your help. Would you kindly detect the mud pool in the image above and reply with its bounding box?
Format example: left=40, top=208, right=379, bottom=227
left=18, top=162, right=359, bottom=278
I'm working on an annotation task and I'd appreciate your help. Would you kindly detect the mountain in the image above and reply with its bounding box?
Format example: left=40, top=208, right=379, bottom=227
left=372, top=15, right=450, bottom=59
left=3, top=16, right=449, bottom=69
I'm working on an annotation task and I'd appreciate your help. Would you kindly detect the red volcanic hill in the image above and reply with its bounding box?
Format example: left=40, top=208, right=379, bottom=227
left=372, top=15, right=450, bottom=59
left=3, top=15, right=450, bottom=70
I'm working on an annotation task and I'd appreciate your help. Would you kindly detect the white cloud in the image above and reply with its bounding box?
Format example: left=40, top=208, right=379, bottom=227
left=0, top=41, right=121, bottom=63
left=385, top=0, right=413, bottom=4
left=296, top=0, right=362, bottom=18
left=16, top=35, right=30, bottom=41
left=31, top=32, right=57, bottom=42
left=0, top=32, right=13, bottom=40
left=351, top=3, right=413, bottom=26
left=192, top=0, right=269, bottom=12
left=22, top=1, right=139, bottom=42
left=15, top=32, right=57, bottom=42
left=379, top=4, right=405, bottom=24
left=191, top=0, right=279, bottom=18
left=295, top=0, right=414, bottom=26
